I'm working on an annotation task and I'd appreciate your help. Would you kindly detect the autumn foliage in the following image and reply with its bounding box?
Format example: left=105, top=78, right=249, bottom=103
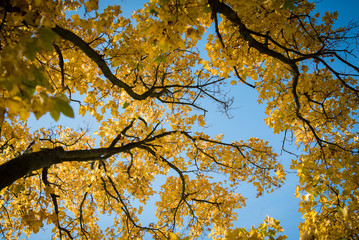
left=0, top=0, right=358, bottom=239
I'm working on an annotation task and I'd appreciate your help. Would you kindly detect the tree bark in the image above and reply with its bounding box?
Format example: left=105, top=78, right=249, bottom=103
left=0, top=146, right=123, bottom=191
left=0, top=147, right=65, bottom=191
left=51, top=25, right=164, bottom=100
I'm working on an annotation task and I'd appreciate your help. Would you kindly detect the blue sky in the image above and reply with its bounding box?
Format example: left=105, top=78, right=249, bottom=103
left=26, top=0, right=359, bottom=239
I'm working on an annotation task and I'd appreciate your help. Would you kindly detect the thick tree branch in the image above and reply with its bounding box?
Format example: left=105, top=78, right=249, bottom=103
left=0, top=147, right=65, bottom=191
left=0, top=130, right=183, bottom=191
left=51, top=25, right=164, bottom=100
left=207, top=0, right=294, bottom=66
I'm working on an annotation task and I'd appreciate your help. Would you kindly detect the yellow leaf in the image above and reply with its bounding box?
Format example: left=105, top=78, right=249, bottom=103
left=169, top=233, right=180, bottom=240
left=198, top=115, right=205, bottom=127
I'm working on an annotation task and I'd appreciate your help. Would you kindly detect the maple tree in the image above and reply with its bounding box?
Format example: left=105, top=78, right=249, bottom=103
left=0, top=0, right=358, bottom=239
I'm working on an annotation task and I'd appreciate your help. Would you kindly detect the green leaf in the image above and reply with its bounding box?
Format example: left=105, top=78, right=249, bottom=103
left=34, top=67, right=53, bottom=91
left=25, top=39, right=38, bottom=61
left=155, top=54, right=167, bottom=63
left=149, top=8, right=158, bottom=16
left=282, top=0, right=296, bottom=10
left=53, top=94, right=75, bottom=119
left=203, top=4, right=211, bottom=14
left=50, top=108, right=60, bottom=121
left=1, top=77, right=14, bottom=91
left=14, top=184, right=25, bottom=193
left=57, top=100, right=74, bottom=118
left=38, top=28, right=56, bottom=51
left=27, top=86, right=36, bottom=95
left=122, top=102, right=130, bottom=109
left=55, top=93, right=69, bottom=102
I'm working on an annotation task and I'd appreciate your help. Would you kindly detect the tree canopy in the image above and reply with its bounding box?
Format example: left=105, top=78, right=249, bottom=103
left=0, top=0, right=358, bottom=239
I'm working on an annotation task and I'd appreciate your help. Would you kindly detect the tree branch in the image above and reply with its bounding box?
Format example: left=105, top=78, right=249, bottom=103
left=0, top=130, right=184, bottom=191
left=51, top=25, right=164, bottom=100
